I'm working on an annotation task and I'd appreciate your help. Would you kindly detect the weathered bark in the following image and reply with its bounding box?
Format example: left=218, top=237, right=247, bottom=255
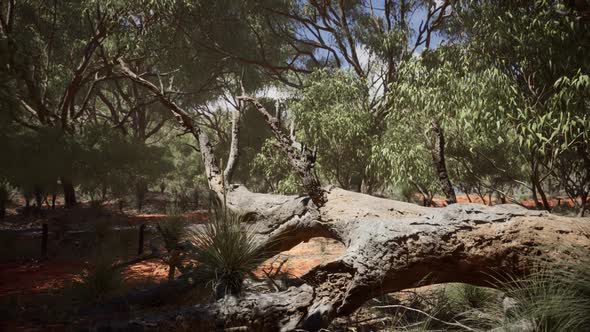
left=223, top=106, right=241, bottom=185
left=95, top=187, right=589, bottom=332
left=430, top=121, right=456, bottom=205
left=119, top=63, right=322, bottom=206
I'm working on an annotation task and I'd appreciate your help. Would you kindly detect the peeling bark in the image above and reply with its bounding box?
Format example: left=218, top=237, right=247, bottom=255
left=224, top=106, right=241, bottom=185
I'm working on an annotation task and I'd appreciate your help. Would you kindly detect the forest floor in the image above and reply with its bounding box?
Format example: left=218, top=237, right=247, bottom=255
left=0, top=192, right=580, bottom=331
left=0, top=193, right=345, bottom=331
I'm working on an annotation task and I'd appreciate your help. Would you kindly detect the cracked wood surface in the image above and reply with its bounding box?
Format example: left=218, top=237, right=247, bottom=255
left=94, top=186, right=590, bottom=332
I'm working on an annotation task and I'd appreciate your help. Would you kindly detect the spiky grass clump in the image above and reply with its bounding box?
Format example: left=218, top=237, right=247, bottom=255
left=456, top=247, right=590, bottom=331
left=189, top=202, right=265, bottom=299
left=159, top=204, right=189, bottom=248
left=496, top=258, right=590, bottom=332
left=446, top=283, right=497, bottom=313
left=73, top=257, right=124, bottom=303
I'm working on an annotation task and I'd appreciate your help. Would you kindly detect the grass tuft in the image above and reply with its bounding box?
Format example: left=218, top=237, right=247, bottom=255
left=72, top=257, right=124, bottom=303
left=189, top=199, right=265, bottom=299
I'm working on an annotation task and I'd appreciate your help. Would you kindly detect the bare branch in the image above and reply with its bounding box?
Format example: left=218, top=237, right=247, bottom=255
left=238, top=95, right=326, bottom=206
left=117, top=59, right=224, bottom=194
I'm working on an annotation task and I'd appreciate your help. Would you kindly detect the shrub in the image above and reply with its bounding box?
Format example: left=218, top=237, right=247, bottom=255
left=189, top=200, right=265, bottom=299
left=459, top=248, right=590, bottom=331
left=495, top=260, right=590, bottom=331
left=72, top=258, right=123, bottom=303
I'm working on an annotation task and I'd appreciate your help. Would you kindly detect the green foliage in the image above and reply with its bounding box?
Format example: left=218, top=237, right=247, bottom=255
left=0, top=127, right=78, bottom=197
left=292, top=69, right=376, bottom=190
left=377, top=48, right=526, bottom=199
left=159, top=204, right=189, bottom=248
left=447, top=254, right=590, bottom=332
left=450, top=0, right=590, bottom=205
left=77, top=124, right=174, bottom=202
left=445, top=284, right=496, bottom=313
left=492, top=258, right=590, bottom=331
left=189, top=200, right=265, bottom=299
left=252, top=138, right=302, bottom=194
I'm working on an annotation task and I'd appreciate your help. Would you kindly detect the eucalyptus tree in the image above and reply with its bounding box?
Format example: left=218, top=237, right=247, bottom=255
left=75, top=3, right=590, bottom=329
left=449, top=0, right=590, bottom=211
left=549, top=73, right=590, bottom=216
left=0, top=0, right=156, bottom=207
left=289, top=70, right=377, bottom=192
left=236, top=0, right=457, bottom=194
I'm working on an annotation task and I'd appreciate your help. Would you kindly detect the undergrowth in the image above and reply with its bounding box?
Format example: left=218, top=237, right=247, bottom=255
left=189, top=191, right=265, bottom=299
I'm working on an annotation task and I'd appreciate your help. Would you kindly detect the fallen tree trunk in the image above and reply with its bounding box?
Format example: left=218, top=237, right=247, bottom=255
left=91, top=186, right=590, bottom=332
left=112, top=64, right=589, bottom=331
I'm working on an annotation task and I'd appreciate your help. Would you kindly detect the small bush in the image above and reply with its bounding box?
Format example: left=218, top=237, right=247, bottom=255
left=72, top=258, right=123, bottom=303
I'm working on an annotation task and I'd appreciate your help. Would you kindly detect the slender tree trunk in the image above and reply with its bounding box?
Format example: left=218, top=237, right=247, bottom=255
left=465, top=191, right=472, bottom=203
left=0, top=185, right=7, bottom=218
left=135, top=181, right=147, bottom=212
left=430, top=121, right=456, bottom=205
left=579, top=194, right=588, bottom=217
left=51, top=193, right=56, bottom=210
left=529, top=159, right=544, bottom=210
left=33, top=185, right=43, bottom=209
left=536, top=181, right=551, bottom=212
left=499, top=193, right=507, bottom=204
left=360, top=178, right=372, bottom=195
left=239, top=96, right=326, bottom=206
left=475, top=187, right=487, bottom=205
left=168, top=252, right=178, bottom=281
left=138, top=224, right=145, bottom=255
left=61, top=178, right=77, bottom=208
left=223, top=107, right=242, bottom=185
left=531, top=180, right=540, bottom=208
